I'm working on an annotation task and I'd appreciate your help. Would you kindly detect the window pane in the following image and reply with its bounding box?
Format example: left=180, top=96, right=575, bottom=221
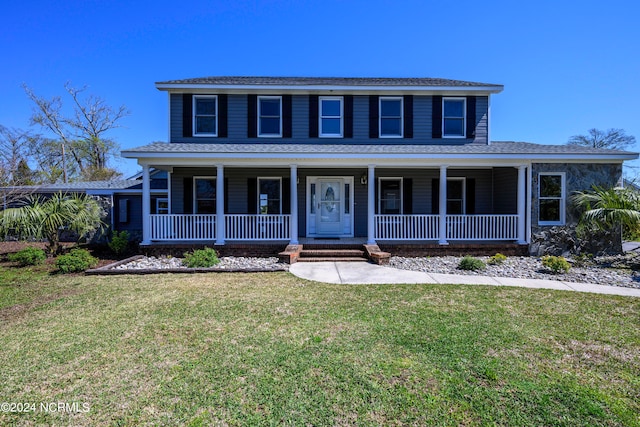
left=447, top=200, right=463, bottom=214
left=444, top=100, right=464, bottom=117
left=448, top=180, right=463, bottom=199
left=540, top=200, right=561, bottom=222
left=259, top=179, right=280, bottom=214
left=260, top=117, right=280, bottom=135
left=344, top=183, right=350, bottom=214
left=195, top=179, right=216, bottom=199
left=196, top=98, right=216, bottom=115
left=380, top=99, right=401, bottom=116
left=321, top=99, right=341, bottom=117
left=196, top=117, right=216, bottom=134
left=260, top=98, right=280, bottom=116
left=540, top=175, right=562, bottom=197
left=381, top=118, right=401, bottom=136
left=321, top=118, right=341, bottom=135
left=310, top=183, right=316, bottom=214
left=197, top=200, right=215, bottom=214
left=380, top=180, right=401, bottom=214
left=443, top=118, right=464, bottom=136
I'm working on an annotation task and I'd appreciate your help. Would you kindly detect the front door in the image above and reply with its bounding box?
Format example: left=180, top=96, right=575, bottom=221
left=316, top=178, right=343, bottom=235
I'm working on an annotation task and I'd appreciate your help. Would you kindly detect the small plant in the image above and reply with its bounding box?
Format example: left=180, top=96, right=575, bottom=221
left=458, top=256, right=486, bottom=271
left=183, top=247, right=220, bottom=268
left=56, top=248, right=98, bottom=273
left=488, top=253, right=507, bottom=265
left=8, top=247, right=47, bottom=266
left=541, top=255, right=570, bottom=274
left=571, top=253, right=593, bottom=268
left=108, top=230, right=130, bottom=255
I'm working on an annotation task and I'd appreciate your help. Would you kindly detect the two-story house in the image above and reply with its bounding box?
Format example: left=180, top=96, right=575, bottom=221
left=122, top=77, right=637, bottom=259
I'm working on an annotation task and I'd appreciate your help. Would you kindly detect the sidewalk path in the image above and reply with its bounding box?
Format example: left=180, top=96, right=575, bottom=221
left=288, top=262, right=640, bottom=297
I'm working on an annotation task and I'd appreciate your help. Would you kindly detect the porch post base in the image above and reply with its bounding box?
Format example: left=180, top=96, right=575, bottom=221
left=517, top=240, right=527, bottom=245
left=438, top=240, right=449, bottom=246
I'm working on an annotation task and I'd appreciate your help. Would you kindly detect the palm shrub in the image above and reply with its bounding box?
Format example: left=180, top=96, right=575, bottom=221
left=0, top=192, right=105, bottom=254
left=572, top=186, right=640, bottom=238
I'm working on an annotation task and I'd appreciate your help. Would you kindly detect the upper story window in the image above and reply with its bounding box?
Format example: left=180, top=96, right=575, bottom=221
left=194, top=177, right=216, bottom=214
left=258, top=96, right=282, bottom=137
left=319, top=97, right=343, bottom=137
left=193, top=96, right=217, bottom=136
left=442, top=97, right=466, bottom=138
left=538, top=172, right=565, bottom=225
left=379, top=97, right=403, bottom=137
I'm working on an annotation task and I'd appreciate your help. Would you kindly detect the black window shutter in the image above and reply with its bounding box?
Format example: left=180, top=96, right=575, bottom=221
left=466, top=96, right=476, bottom=139
left=403, top=95, right=413, bottom=139
left=309, top=95, right=319, bottom=138
left=247, top=178, right=257, bottom=214
left=183, top=94, right=193, bottom=137
left=183, top=177, right=193, bottom=214
left=403, top=178, right=413, bottom=214
left=466, top=178, right=476, bottom=214
left=344, top=95, right=353, bottom=138
left=283, top=95, right=292, bottom=138
left=432, top=95, right=443, bottom=139
left=374, top=177, right=378, bottom=214
left=224, top=177, right=229, bottom=213
left=282, top=178, right=291, bottom=214
left=432, top=179, right=439, bottom=214
left=369, top=95, right=379, bottom=138
left=218, top=94, right=228, bottom=138
left=247, top=95, right=257, bottom=138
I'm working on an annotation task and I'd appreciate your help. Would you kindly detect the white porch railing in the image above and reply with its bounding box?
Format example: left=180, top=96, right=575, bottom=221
left=225, top=214, right=290, bottom=240
left=150, top=214, right=216, bottom=241
left=446, top=215, right=518, bottom=240
left=374, top=215, right=440, bottom=240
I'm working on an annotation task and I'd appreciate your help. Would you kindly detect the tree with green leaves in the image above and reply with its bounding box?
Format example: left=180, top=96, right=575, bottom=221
left=0, top=192, right=105, bottom=254
left=568, top=128, right=636, bottom=150
left=572, top=186, right=640, bottom=237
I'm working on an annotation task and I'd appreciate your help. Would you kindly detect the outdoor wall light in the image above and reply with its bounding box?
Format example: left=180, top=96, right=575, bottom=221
left=360, top=174, right=368, bottom=185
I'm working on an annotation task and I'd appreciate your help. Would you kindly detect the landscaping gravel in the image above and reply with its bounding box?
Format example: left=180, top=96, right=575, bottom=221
left=113, top=256, right=287, bottom=271
left=390, top=255, right=640, bottom=289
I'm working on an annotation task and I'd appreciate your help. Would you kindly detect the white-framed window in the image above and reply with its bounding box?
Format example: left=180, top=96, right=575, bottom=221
left=379, top=97, right=403, bottom=138
left=379, top=177, right=403, bottom=214
left=319, top=96, right=343, bottom=137
left=156, top=198, right=169, bottom=214
left=443, top=97, right=466, bottom=138
left=258, top=177, right=282, bottom=214
left=193, top=95, right=217, bottom=136
left=538, top=172, right=565, bottom=225
left=258, top=96, right=282, bottom=137
left=193, top=176, right=216, bottom=214
left=447, top=178, right=466, bottom=214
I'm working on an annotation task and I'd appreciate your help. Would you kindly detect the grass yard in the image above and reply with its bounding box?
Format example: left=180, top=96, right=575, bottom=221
left=0, top=265, right=639, bottom=426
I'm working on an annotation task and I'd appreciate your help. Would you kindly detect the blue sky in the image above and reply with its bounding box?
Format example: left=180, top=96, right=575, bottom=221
left=1, top=0, right=638, bottom=177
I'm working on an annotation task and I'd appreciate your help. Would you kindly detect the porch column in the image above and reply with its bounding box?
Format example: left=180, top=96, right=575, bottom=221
left=517, top=165, right=527, bottom=244
left=215, top=164, right=225, bottom=245
left=438, top=165, right=449, bottom=245
left=141, top=164, right=151, bottom=245
left=367, top=164, right=376, bottom=244
left=290, top=164, right=299, bottom=244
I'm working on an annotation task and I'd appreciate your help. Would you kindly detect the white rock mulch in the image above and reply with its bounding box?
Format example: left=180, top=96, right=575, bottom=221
left=112, top=256, right=288, bottom=271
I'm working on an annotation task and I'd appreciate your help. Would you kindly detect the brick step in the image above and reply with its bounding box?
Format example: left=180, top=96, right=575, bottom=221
left=301, top=244, right=364, bottom=250
left=296, top=257, right=369, bottom=263
left=300, top=249, right=365, bottom=258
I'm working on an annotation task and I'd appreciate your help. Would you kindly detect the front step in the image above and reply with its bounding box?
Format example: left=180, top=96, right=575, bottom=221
left=297, top=247, right=368, bottom=263
left=297, top=257, right=369, bottom=263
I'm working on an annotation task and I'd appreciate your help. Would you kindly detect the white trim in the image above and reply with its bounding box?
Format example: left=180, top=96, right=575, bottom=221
left=526, top=163, right=532, bottom=243
left=167, top=171, right=172, bottom=214
left=193, top=176, right=217, bottom=214
left=442, top=97, right=466, bottom=138
left=538, top=172, right=566, bottom=225
left=379, top=97, right=403, bottom=138
left=378, top=177, right=403, bottom=214
left=257, top=177, right=282, bottom=214
left=319, top=96, right=343, bottom=138
left=192, top=95, right=218, bottom=137
left=258, top=96, right=282, bottom=138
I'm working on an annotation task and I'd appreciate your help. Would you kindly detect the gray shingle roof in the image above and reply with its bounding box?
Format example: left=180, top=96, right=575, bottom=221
left=156, top=76, right=501, bottom=88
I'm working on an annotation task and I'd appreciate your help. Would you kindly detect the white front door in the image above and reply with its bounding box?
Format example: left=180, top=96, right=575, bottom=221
left=317, top=179, right=343, bottom=235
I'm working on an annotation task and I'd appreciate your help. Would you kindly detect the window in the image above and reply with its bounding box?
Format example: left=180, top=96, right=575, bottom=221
left=156, top=198, right=169, bottom=214
left=379, top=178, right=402, bottom=214
left=319, top=97, right=343, bottom=137
left=539, top=173, right=565, bottom=225
left=258, top=178, right=281, bottom=214
left=379, top=97, right=403, bottom=137
left=258, top=96, right=282, bottom=137
left=447, top=178, right=465, bottom=214
left=194, top=177, right=216, bottom=213
left=443, top=98, right=466, bottom=138
left=193, top=96, right=217, bottom=136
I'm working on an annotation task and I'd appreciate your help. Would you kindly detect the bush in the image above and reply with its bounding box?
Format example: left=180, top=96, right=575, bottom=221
left=541, top=255, right=570, bottom=274
left=183, top=247, right=220, bottom=268
left=108, top=230, right=130, bottom=255
left=8, top=247, right=46, bottom=266
left=458, top=256, right=486, bottom=271
left=56, top=248, right=98, bottom=273
left=487, top=253, right=507, bottom=265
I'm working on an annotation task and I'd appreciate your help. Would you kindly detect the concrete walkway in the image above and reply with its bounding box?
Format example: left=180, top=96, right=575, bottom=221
left=288, top=262, right=640, bottom=297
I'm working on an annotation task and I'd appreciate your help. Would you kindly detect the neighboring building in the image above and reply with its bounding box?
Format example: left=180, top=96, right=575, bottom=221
left=120, top=76, right=637, bottom=256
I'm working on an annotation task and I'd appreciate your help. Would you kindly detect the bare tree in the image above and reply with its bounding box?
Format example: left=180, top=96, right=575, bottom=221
left=23, top=82, right=129, bottom=182
left=568, top=128, right=636, bottom=150
left=0, top=125, right=32, bottom=186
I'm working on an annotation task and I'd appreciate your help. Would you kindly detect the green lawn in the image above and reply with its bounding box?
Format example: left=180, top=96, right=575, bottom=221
left=1, top=266, right=639, bottom=426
